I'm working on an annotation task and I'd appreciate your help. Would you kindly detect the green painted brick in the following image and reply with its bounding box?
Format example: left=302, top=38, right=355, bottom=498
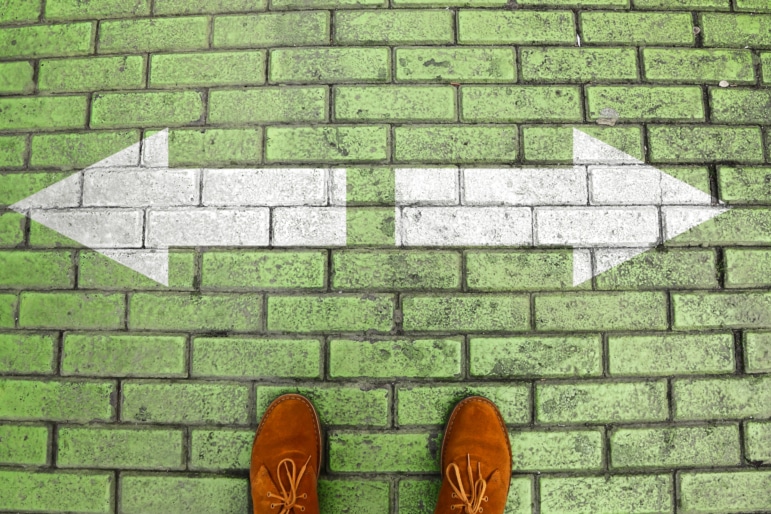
left=39, top=55, right=144, bottom=93
left=611, top=425, right=740, bottom=469
left=394, top=126, right=518, bottom=163
left=0, top=213, right=24, bottom=248
left=521, top=0, right=627, bottom=6
left=458, top=11, right=575, bottom=44
left=150, top=51, right=265, bottom=88
left=0, top=0, right=41, bottom=23
left=609, top=333, right=735, bottom=376
left=648, top=125, right=763, bottom=163
left=122, top=381, right=250, bottom=425
left=257, top=385, right=389, bottom=426
left=711, top=88, right=771, bottom=124
left=209, top=87, right=326, bottom=124
left=0, top=96, right=87, bottom=131
left=329, top=432, right=440, bottom=472
left=667, top=209, right=771, bottom=245
left=400, top=477, right=532, bottom=514
left=725, top=248, right=771, bottom=287
left=57, top=427, right=184, bottom=470
left=319, top=480, right=391, bottom=514
left=393, top=0, right=505, bottom=5
left=635, top=0, right=728, bottom=7
left=91, top=91, right=204, bottom=128
left=267, top=294, right=394, bottom=332
left=470, top=336, right=602, bottom=378
left=61, top=333, right=187, bottom=377
left=660, top=166, right=713, bottom=195
left=396, top=384, right=530, bottom=425
left=0, top=332, right=55, bottom=374
left=272, top=0, right=386, bottom=6
left=0, top=470, right=114, bottom=514
left=345, top=167, right=394, bottom=205
left=0, top=424, right=48, bottom=465
left=521, top=47, right=639, bottom=83
left=120, top=475, right=248, bottom=514
left=46, top=0, right=150, bottom=20
left=0, top=23, right=94, bottom=59
left=270, top=48, right=390, bottom=83
left=764, top=53, right=771, bottom=84
left=332, top=250, right=461, bottom=290
left=19, top=292, right=124, bottom=330
left=213, top=12, right=330, bottom=48
left=155, top=0, right=267, bottom=14
left=719, top=166, right=771, bottom=204
left=0, top=135, right=26, bottom=168
left=129, top=293, right=262, bottom=332
left=30, top=130, right=139, bottom=169
left=189, top=428, right=253, bottom=471
left=335, top=86, right=456, bottom=122
left=595, top=249, right=718, bottom=290
left=335, top=10, right=453, bottom=44
left=540, top=475, right=672, bottom=514
left=169, top=128, right=263, bottom=167
left=680, top=471, right=771, bottom=513
left=735, top=0, right=771, bottom=10
left=192, top=337, right=321, bottom=378
left=746, top=332, right=771, bottom=373
left=346, top=207, right=395, bottom=246
left=701, top=13, right=771, bottom=47
left=0, top=251, right=74, bottom=289
left=329, top=338, right=462, bottom=378
left=78, top=250, right=195, bottom=290
left=587, top=86, right=704, bottom=122
left=582, top=12, right=694, bottom=45
left=0, top=379, right=115, bottom=422
left=395, top=48, right=516, bottom=83
left=202, top=250, right=325, bottom=290
left=524, top=125, right=644, bottom=163
left=1, top=173, right=71, bottom=205
left=99, top=17, right=209, bottom=53
left=0, top=294, right=16, bottom=328
left=461, top=86, right=582, bottom=122
left=673, top=291, right=771, bottom=329
left=402, top=294, right=529, bottom=332
left=537, top=380, right=668, bottom=423
left=674, top=376, right=771, bottom=420
left=643, top=48, right=756, bottom=84
left=466, top=250, right=589, bottom=292
left=265, top=126, right=388, bottom=163
left=745, top=421, right=771, bottom=463
left=0, top=61, right=34, bottom=95
left=511, top=430, right=603, bottom=471
left=535, top=292, right=668, bottom=331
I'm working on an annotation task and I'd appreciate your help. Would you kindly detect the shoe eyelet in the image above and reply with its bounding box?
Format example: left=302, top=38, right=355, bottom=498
left=270, top=504, right=275, bottom=509
left=484, top=496, right=489, bottom=502
left=480, top=508, right=483, bottom=513
left=300, top=508, right=305, bottom=512
left=302, top=494, right=307, bottom=499
left=450, top=507, right=455, bottom=511
left=267, top=493, right=271, bottom=498
left=451, top=494, right=456, bottom=498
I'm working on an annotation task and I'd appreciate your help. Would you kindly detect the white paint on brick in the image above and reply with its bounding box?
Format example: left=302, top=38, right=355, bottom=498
left=535, top=207, right=660, bottom=246
left=146, top=208, right=270, bottom=247
left=330, top=168, right=347, bottom=206
left=202, top=168, right=326, bottom=206
left=572, top=249, right=593, bottom=287
left=573, top=128, right=641, bottom=165
left=395, top=168, right=459, bottom=205
left=594, top=247, right=650, bottom=276
left=398, top=207, right=532, bottom=246
left=589, top=166, right=661, bottom=205
left=30, top=209, right=144, bottom=248
left=662, top=206, right=730, bottom=240
left=463, top=167, right=588, bottom=205
left=83, top=168, right=200, bottom=207
left=100, top=249, right=169, bottom=285
left=273, top=207, right=346, bottom=246
left=10, top=173, right=82, bottom=211
left=660, top=172, right=713, bottom=205
left=140, top=129, right=169, bottom=167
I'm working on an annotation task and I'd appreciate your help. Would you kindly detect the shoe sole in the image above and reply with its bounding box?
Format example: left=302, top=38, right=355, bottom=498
left=254, top=393, right=323, bottom=472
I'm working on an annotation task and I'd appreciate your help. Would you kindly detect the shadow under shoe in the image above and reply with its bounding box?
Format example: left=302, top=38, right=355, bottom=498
left=251, top=394, right=322, bottom=514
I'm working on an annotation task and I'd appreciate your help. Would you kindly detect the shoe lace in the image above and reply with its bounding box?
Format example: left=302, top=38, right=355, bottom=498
left=266, top=455, right=312, bottom=513
left=446, top=454, right=490, bottom=514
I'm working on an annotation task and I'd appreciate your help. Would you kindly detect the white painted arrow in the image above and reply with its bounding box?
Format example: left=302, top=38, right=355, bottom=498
left=11, top=129, right=729, bottom=287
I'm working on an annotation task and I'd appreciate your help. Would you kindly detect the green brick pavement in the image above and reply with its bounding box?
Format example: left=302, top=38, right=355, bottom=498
left=1, top=1, right=770, bottom=513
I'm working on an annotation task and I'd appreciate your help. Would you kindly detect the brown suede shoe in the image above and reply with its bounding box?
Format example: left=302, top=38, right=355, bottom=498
left=251, top=394, right=322, bottom=514
left=434, top=396, right=512, bottom=514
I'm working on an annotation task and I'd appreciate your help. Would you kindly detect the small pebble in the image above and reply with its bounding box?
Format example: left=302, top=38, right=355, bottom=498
left=719, top=80, right=729, bottom=87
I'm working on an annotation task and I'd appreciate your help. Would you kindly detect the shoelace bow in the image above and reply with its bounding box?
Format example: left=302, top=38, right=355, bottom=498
left=266, top=455, right=312, bottom=513
left=446, top=454, right=490, bottom=514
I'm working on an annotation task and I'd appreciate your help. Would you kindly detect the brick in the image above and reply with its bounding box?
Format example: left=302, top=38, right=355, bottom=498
left=0, top=135, right=26, bottom=168
left=19, top=292, right=124, bottom=330
left=0, top=213, right=24, bottom=248
left=399, top=206, right=530, bottom=246
left=335, top=86, right=455, bottom=122
left=673, top=291, right=771, bottom=329
left=524, top=125, right=644, bottom=163
left=0, top=96, right=86, bottom=131
left=61, top=333, right=187, bottom=377
left=271, top=206, right=343, bottom=246
left=0, top=470, right=114, bottom=513
left=203, top=171, right=330, bottom=209
left=395, top=126, right=518, bottom=163
left=535, top=292, right=668, bottom=331
left=146, top=208, right=268, bottom=247
left=0, top=379, right=115, bottom=422
left=0, top=424, right=48, bottom=465
left=99, top=17, right=209, bottom=53
left=270, top=48, right=390, bottom=83
left=397, top=384, right=530, bottom=425
left=461, top=86, right=582, bottom=122
left=0, top=61, right=34, bottom=94
left=266, top=125, right=388, bottom=163
left=346, top=167, right=395, bottom=205
left=395, top=48, right=516, bottom=83
left=746, top=332, right=771, bottom=373
left=745, top=421, right=771, bottom=463
left=643, top=48, right=755, bottom=84
left=151, top=51, right=265, bottom=88
left=725, top=248, right=771, bottom=287
left=192, top=337, right=320, bottom=378
left=78, top=250, right=195, bottom=290
left=209, top=87, right=326, bottom=124
left=257, top=385, right=389, bottom=426
left=213, top=12, right=329, bottom=48
left=470, top=336, right=602, bottom=378
left=30, top=130, right=139, bottom=169
left=587, top=86, right=704, bottom=122
left=711, top=88, right=771, bottom=124
left=511, top=430, right=603, bottom=471
left=719, top=166, right=771, bottom=204
left=168, top=128, right=263, bottom=167
left=120, top=475, right=248, bottom=514
left=332, top=250, right=460, bottom=290
left=0, top=250, right=74, bottom=289
left=189, top=428, right=253, bottom=471
left=649, top=125, right=763, bottom=163
left=393, top=0, right=504, bottom=4
left=521, top=0, right=627, bottom=5
left=396, top=167, right=458, bottom=205
left=540, top=475, right=672, bottom=514
left=458, top=11, right=575, bottom=44
left=735, top=0, right=771, bottom=10
left=155, top=0, right=267, bottom=14
left=610, top=333, right=734, bottom=377
left=329, top=432, right=439, bottom=472
left=596, top=249, right=719, bottom=289
left=537, top=380, right=668, bottom=423
left=0, top=0, right=41, bottom=23
left=0, top=172, right=67, bottom=205
left=680, top=471, right=771, bottom=513
left=273, top=0, right=387, bottom=8
left=0, top=333, right=55, bottom=375
left=122, top=381, right=250, bottom=425
left=46, top=0, right=150, bottom=20
left=329, top=338, right=461, bottom=378
left=91, top=91, right=203, bottom=128
left=336, top=10, right=453, bottom=44
left=0, top=23, right=93, bottom=59
left=462, top=167, right=581, bottom=206
left=402, top=294, right=529, bottom=332
left=129, top=293, right=262, bottom=332
left=0, top=294, right=16, bottom=328
left=58, top=427, right=184, bottom=469
left=346, top=207, right=395, bottom=245
left=202, top=250, right=325, bottom=290
left=38, top=55, right=144, bottom=92
left=399, top=477, right=532, bottom=514
left=674, top=376, right=771, bottom=420
left=635, top=0, right=728, bottom=7
left=701, top=13, right=771, bottom=47
left=319, top=480, right=391, bottom=514
left=765, top=53, right=771, bottom=84
left=582, top=12, right=693, bottom=45
left=521, top=47, right=638, bottom=83
left=267, top=294, right=393, bottom=332
left=666, top=209, right=771, bottom=245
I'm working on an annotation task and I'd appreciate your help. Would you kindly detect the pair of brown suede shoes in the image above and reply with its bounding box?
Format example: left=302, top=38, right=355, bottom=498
left=250, top=394, right=512, bottom=514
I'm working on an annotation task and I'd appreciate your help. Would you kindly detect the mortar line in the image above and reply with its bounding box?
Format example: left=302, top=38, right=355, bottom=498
left=322, top=335, right=330, bottom=381
left=249, top=380, right=258, bottom=427
left=601, top=332, right=609, bottom=378
left=207, top=15, right=214, bottom=49
left=666, top=378, right=674, bottom=422
left=673, top=470, right=681, bottom=513
left=115, top=379, right=123, bottom=424
left=665, top=290, right=674, bottom=332
left=715, top=247, right=726, bottom=289
left=50, top=422, right=59, bottom=468
left=185, top=334, right=193, bottom=379
left=733, top=329, right=745, bottom=374
left=462, top=333, right=470, bottom=380
left=389, top=476, right=398, bottom=514
left=532, top=474, right=541, bottom=514
left=603, top=424, right=611, bottom=471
